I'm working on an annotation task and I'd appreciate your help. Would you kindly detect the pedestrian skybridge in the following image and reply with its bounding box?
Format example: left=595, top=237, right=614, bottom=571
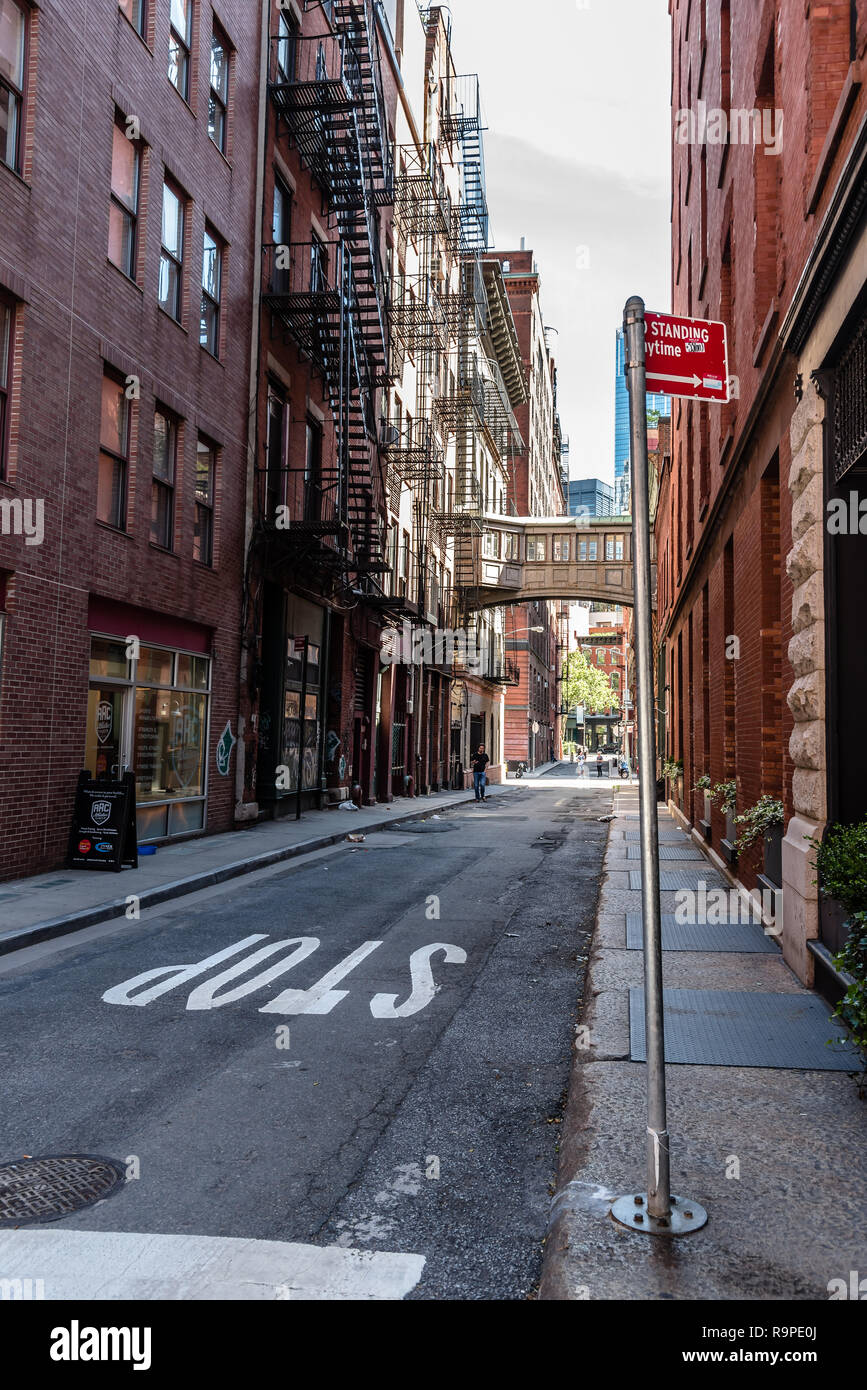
left=462, top=515, right=653, bottom=610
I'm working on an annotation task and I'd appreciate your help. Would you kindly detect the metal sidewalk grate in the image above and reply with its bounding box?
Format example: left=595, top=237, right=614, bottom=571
left=626, top=845, right=705, bottom=861
left=629, top=989, right=860, bottom=1070
left=626, top=914, right=779, bottom=953
left=629, top=870, right=728, bottom=891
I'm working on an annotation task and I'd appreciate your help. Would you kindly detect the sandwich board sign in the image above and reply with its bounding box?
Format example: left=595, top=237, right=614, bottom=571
left=644, top=311, right=730, bottom=403
left=67, top=770, right=138, bottom=872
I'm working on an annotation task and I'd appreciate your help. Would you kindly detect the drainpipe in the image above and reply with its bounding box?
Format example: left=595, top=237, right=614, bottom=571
left=235, top=0, right=270, bottom=822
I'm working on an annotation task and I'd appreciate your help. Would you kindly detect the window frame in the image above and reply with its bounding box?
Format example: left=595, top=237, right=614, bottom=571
left=0, top=0, right=27, bottom=175
left=208, top=21, right=229, bottom=153
left=151, top=405, right=178, bottom=550
left=159, top=178, right=185, bottom=322
left=194, top=434, right=216, bottom=567
left=98, top=370, right=132, bottom=532
left=168, top=0, right=193, bottom=101
left=200, top=225, right=222, bottom=356
left=118, top=0, right=146, bottom=39
left=109, top=113, right=142, bottom=280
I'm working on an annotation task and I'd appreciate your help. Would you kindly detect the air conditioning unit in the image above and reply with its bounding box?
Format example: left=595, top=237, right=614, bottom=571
left=381, top=423, right=400, bottom=450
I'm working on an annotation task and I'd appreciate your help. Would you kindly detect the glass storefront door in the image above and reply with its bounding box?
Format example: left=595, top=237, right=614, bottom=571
left=85, top=685, right=129, bottom=782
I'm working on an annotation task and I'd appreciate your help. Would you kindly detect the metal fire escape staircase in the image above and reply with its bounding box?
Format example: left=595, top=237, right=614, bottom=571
left=262, top=1, right=393, bottom=578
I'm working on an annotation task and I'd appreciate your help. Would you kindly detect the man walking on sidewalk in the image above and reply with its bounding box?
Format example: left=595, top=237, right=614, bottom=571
left=473, top=746, right=490, bottom=802
left=596, top=752, right=604, bottom=778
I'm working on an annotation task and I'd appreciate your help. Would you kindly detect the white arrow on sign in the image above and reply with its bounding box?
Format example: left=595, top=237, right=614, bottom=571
left=645, top=372, right=703, bottom=388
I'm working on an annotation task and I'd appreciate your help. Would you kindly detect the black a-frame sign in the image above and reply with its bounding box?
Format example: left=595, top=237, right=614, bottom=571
left=67, top=770, right=138, bottom=873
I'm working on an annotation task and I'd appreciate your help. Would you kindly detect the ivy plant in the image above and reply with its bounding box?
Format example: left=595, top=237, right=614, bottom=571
left=662, top=758, right=683, bottom=781
left=693, top=774, right=712, bottom=793
left=734, top=795, right=784, bottom=852
left=712, top=780, right=737, bottom=814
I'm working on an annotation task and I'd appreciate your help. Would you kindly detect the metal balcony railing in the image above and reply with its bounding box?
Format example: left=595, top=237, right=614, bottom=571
left=269, top=31, right=363, bottom=110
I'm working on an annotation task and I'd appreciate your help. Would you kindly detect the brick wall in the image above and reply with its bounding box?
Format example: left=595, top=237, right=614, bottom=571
left=659, top=0, right=867, bottom=890
left=0, top=1, right=262, bottom=878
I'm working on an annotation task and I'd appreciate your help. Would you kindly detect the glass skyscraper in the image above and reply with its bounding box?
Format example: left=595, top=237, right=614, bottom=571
left=614, top=328, right=670, bottom=515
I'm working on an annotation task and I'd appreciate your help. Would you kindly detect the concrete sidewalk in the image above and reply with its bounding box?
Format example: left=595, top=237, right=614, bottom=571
left=541, top=787, right=867, bottom=1301
left=0, top=782, right=515, bottom=957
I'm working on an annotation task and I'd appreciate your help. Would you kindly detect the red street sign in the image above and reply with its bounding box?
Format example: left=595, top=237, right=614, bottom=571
left=644, top=311, right=729, bottom=402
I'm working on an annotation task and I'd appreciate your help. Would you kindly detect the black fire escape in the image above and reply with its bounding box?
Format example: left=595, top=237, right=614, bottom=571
left=259, top=1, right=394, bottom=583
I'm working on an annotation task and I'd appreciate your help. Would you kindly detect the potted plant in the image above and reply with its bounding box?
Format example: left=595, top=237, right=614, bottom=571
left=811, top=818, right=867, bottom=1090
left=663, top=758, right=683, bottom=807
left=735, top=795, right=785, bottom=884
left=810, top=816, right=867, bottom=955
left=694, top=773, right=712, bottom=841
left=832, top=910, right=867, bottom=1093
left=713, top=779, right=738, bottom=862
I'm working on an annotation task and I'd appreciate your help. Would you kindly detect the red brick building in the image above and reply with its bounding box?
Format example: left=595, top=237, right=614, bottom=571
left=493, top=249, right=567, bottom=770
left=659, top=0, right=867, bottom=992
left=0, top=0, right=261, bottom=876
left=236, top=0, right=398, bottom=818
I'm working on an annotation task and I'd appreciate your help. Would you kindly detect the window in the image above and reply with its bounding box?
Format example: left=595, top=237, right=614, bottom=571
left=0, top=298, right=11, bottom=479
left=605, top=535, right=624, bottom=561
left=109, top=116, right=141, bottom=278
left=503, top=532, right=519, bottom=561
left=209, top=25, right=229, bottom=152
left=304, top=416, right=322, bottom=521
left=194, top=436, right=215, bottom=565
left=482, top=532, right=500, bottom=559
left=553, top=537, right=570, bottom=562
left=526, top=537, right=546, bottom=562
left=168, top=0, right=192, bottom=100
left=98, top=373, right=131, bottom=530
left=265, top=385, right=286, bottom=519
left=310, top=235, right=328, bottom=293
left=200, top=228, right=222, bottom=355
left=159, top=181, right=185, bottom=321
left=271, top=175, right=292, bottom=294
left=597, top=649, right=606, bottom=666
left=588, top=538, right=598, bottom=561
left=119, top=0, right=146, bottom=38
left=276, top=11, right=298, bottom=82
left=0, top=0, right=26, bottom=173
left=152, top=408, right=177, bottom=549
left=611, top=671, right=620, bottom=690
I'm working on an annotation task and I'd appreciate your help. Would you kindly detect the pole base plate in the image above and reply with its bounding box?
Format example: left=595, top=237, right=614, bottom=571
left=610, top=1193, right=708, bottom=1236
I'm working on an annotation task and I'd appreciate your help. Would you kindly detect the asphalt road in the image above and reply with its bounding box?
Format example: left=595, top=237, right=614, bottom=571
left=0, top=769, right=611, bottom=1300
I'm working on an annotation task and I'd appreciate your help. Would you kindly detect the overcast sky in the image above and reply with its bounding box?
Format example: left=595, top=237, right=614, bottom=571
left=442, top=0, right=672, bottom=486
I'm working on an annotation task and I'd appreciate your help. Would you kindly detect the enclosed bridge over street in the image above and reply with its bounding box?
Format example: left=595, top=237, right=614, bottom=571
left=459, top=515, right=653, bottom=611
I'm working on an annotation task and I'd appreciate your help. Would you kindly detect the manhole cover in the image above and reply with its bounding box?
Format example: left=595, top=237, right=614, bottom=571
left=0, top=1154, right=127, bottom=1227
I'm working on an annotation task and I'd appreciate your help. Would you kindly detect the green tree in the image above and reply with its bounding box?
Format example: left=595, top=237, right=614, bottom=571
left=563, top=650, right=621, bottom=716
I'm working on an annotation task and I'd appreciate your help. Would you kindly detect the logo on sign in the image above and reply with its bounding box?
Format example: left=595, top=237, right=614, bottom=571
left=97, top=701, right=113, bottom=745
left=170, top=705, right=201, bottom=789
left=96, top=843, right=113, bottom=853
left=91, top=801, right=113, bottom=827
left=78, top=840, right=92, bottom=854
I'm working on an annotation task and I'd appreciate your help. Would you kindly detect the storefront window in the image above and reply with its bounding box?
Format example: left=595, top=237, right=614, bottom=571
left=89, top=637, right=130, bottom=680
left=86, top=635, right=211, bottom=842
left=280, top=637, right=321, bottom=793
left=137, top=645, right=174, bottom=686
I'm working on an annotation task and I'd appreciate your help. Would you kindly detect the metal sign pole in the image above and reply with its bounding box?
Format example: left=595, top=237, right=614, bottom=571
left=610, top=296, right=707, bottom=1237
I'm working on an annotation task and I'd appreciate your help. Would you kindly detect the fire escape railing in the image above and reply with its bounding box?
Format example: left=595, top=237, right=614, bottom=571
left=262, top=0, right=394, bottom=579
